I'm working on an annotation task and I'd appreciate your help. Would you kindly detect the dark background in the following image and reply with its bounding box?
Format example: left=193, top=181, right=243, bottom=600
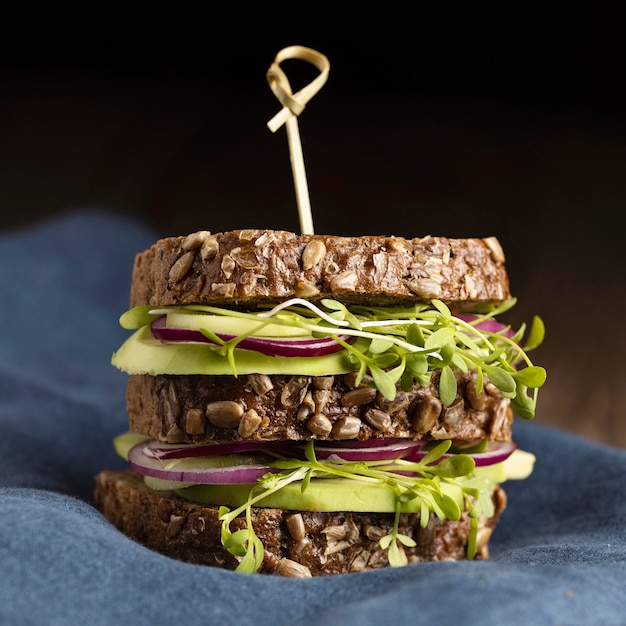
left=1, top=6, right=624, bottom=446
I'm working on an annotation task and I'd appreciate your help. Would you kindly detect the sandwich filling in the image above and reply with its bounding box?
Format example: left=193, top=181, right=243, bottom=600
left=113, top=297, right=545, bottom=417
left=111, top=297, right=545, bottom=571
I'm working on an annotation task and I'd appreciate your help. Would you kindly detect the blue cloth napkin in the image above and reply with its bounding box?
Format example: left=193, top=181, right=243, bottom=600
left=1, top=210, right=624, bottom=626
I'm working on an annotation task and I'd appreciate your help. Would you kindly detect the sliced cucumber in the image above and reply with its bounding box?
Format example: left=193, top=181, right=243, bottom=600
left=471, top=462, right=507, bottom=483
left=501, top=449, right=535, bottom=480
left=113, top=432, right=149, bottom=459
left=166, top=311, right=309, bottom=338
left=157, top=453, right=272, bottom=472
left=119, top=305, right=313, bottom=337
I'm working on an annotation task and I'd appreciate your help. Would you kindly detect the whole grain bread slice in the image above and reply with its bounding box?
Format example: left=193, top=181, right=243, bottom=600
left=129, top=230, right=510, bottom=309
left=94, top=469, right=506, bottom=576
left=129, top=369, right=513, bottom=444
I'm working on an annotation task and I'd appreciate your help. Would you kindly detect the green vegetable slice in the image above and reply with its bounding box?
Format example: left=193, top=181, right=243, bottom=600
left=111, top=326, right=354, bottom=376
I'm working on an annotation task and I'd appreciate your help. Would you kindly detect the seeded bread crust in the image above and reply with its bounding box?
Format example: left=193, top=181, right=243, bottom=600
left=94, top=469, right=506, bottom=576
left=129, top=230, right=510, bottom=310
left=127, top=370, right=513, bottom=445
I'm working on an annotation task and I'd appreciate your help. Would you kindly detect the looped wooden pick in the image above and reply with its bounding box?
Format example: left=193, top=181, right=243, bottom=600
left=267, top=46, right=330, bottom=235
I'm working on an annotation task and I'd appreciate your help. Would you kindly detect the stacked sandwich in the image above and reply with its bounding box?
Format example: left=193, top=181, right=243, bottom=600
left=95, top=229, right=545, bottom=576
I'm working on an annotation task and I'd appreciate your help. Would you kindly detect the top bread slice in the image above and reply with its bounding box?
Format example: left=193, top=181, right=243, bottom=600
left=129, top=230, right=510, bottom=309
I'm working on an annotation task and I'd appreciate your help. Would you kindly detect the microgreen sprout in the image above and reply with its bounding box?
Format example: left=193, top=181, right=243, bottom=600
left=258, top=297, right=351, bottom=326
left=217, top=440, right=489, bottom=573
left=218, top=465, right=310, bottom=573
left=126, top=296, right=545, bottom=419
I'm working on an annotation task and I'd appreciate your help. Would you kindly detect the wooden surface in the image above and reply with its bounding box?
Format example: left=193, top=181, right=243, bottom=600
left=1, top=18, right=624, bottom=448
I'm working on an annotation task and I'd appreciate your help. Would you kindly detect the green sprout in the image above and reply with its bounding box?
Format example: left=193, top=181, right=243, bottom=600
left=127, top=296, right=545, bottom=419
left=216, top=440, right=489, bottom=573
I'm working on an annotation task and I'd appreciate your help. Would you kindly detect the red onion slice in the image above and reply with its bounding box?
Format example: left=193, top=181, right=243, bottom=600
left=127, top=440, right=278, bottom=484
left=142, top=438, right=426, bottom=464
left=298, top=439, right=428, bottom=462
left=457, top=314, right=515, bottom=338
left=143, top=439, right=291, bottom=461
left=405, top=440, right=517, bottom=466
left=150, top=316, right=347, bottom=357
left=127, top=437, right=517, bottom=485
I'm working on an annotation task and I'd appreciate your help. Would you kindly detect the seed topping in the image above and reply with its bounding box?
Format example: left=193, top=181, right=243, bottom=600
left=275, top=558, right=312, bottom=578
left=169, top=251, right=195, bottom=283
left=302, top=239, right=327, bottom=270
left=205, top=400, right=244, bottom=428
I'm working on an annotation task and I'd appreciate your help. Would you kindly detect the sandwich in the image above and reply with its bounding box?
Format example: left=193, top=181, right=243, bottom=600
left=94, top=229, right=545, bottom=576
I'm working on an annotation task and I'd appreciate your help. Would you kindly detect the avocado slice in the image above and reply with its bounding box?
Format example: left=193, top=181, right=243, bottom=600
left=170, top=460, right=510, bottom=513
left=111, top=325, right=354, bottom=376
left=174, top=478, right=465, bottom=514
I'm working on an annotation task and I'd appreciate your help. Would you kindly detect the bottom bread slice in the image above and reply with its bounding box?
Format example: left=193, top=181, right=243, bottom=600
left=94, top=469, right=506, bottom=576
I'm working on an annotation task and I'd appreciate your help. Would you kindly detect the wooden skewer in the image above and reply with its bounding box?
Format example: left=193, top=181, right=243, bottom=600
left=267, top=46, right=330, bottom=235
